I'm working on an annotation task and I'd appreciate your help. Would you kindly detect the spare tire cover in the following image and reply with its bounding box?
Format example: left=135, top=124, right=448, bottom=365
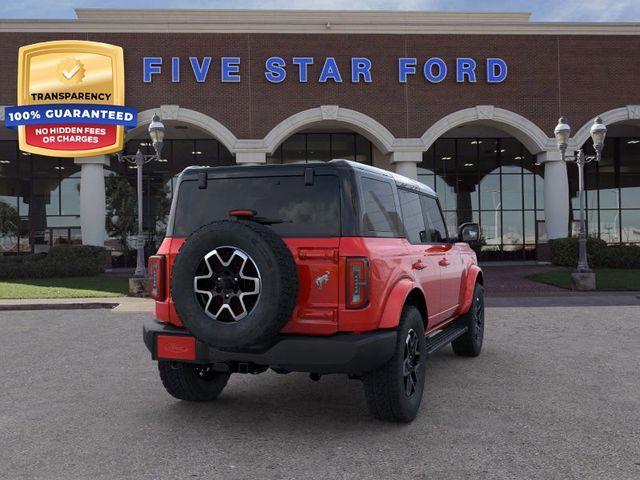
left=171, top=220, right=298, bottom=348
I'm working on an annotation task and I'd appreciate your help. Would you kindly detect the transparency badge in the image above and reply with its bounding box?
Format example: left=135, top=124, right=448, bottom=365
left=5, top=40, right=137, bottom=157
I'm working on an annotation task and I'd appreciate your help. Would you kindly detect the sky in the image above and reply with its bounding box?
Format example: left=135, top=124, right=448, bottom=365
left=0, top=0, right=639, bottom=22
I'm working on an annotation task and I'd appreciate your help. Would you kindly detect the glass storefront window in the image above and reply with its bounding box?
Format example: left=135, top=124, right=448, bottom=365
left=456, top=175, right=479, bottom=211
left=479, top=175, right=501, bottom=211
left=282, top=134, right=306, bottom=163
left=332, top=134, right=355, bottom=161
left=621, top=210, right=640, bottom=243
left=456, top=138, right=477, bottom=173
left=502, top=210, right=524, bottom=248
left=434, top=139, right=455, bottom=176
left=270, top=132, right=372, bottom=165
left=436, top=175, right=456, bottom=211
left=420, top=136, right=546, bottom=259
left=599, top=209, right=620, bottom=243
left=478, top=139, right=499, bottom=174
left=194, top=139, right=219, bottom=165
left=60, top=177, right=80, bottom=216
left=355, top=134, right=372, bottom=164
left=307, top=134, right=331, bottom=162
left=621, top=174, right=640, bottom=209
left=0, top=141, right=18, bottom=178
left=171, top=140, right=195, bottom=174
left=500, top=138, right=523, bottom=174
left=524, top=210, right=536, bottom=245
left=501, top=175, right=523, bottom=211
left=480, top=210, right=501, bottom=246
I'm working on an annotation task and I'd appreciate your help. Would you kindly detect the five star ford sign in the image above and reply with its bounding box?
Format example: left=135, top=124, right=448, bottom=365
left=5, top=40, right=137, bottom=157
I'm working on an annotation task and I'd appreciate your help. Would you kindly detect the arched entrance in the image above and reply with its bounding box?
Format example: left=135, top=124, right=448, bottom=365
left=419, top=117, right=548, bottom=260
left=262, top=106, right=395, bottom=170
left=569, top=109, right=640, bottom=245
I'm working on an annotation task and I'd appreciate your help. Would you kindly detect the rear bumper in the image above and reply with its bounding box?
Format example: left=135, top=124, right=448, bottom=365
left=143, top=320, right=397, bottom=375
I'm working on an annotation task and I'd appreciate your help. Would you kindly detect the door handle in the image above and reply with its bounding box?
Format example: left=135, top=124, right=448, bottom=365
left=438, top=258, right=450, bottom=267
left=412, top=260, right=427, bottom=271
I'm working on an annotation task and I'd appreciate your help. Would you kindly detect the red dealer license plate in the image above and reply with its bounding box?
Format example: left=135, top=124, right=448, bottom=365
left=156, top=335, right=196, bottom=361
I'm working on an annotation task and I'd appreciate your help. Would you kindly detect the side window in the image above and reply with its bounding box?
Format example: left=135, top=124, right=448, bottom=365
left=420, top=195, right=448, bottom=243
left=361, top=177, right=401, bottom=236
left=398, top=189, right=427, bottom=244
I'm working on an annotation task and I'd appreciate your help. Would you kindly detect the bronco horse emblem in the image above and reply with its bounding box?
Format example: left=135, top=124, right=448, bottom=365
left=315, top=271, right=330, bottom=290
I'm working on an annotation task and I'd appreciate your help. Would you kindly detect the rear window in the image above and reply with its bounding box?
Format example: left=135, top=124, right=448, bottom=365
left=360, top=176, right=402, bottom=236
left=172, top=174, right=341, bottom=237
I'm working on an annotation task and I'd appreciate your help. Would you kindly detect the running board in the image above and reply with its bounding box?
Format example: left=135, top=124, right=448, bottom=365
left=425, top=325, right=468, bottom=356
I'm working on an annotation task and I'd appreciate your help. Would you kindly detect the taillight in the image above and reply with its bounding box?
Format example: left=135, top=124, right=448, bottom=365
left=346, top=257, right=370, bottom=309
left=148, top=255, right=166, bottom=301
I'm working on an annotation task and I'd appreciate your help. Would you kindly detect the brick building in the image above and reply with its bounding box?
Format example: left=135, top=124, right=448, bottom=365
left=0, top=9, right=639, bottom=262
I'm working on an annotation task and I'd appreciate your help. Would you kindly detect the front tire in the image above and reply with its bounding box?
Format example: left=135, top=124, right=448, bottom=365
left=362, top=305, right=427, bottom=423
left=451, top=283, right=485, bottom=357
left=158, top=361, right=230, bottom=401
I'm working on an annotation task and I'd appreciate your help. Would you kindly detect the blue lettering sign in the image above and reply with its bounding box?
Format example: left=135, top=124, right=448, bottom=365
left=221, top=57, right=241, bottom=83
left=143, top=57, right=162, bottom=83
left=351, top=58, right=372, bottom=83
left=456, top=58, right=477, bottom=83
left=319, top=57, right=342, bottom=83
left=398, top=58, right=417, bottom=83
left=424, top=58, right=447, bottom=83
left=189, top=57, right=211, bottom=83
left=171, top=57, right=180, bottom=83
left=292, top=57, right=314, bottom=82
left=141, top=55, right=508, bottom=85
left=265, top=56, right=287, bottom=83
left=487, top=58, right=508, bottom=83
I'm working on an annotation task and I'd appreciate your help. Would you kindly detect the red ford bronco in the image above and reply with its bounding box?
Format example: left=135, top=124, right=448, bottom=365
left=143, top=160, right=484, bottom=422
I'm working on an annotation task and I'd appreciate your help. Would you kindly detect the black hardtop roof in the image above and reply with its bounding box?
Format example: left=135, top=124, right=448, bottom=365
left=180, top=159, right=437, bottom=197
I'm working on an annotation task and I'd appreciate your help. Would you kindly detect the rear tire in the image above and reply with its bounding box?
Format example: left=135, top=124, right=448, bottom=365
left=158, top=361, right=230, bottom=401
left=452, top=283, right=485, bottom=357
left=362, top=305, right=426, bottom=423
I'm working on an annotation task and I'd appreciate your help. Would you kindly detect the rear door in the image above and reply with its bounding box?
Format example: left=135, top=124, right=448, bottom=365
left=398, top=188, right=443, bottom=325
left=420, top=195, right=462, bottom=320
left=172, top=170, right=343, bottom=334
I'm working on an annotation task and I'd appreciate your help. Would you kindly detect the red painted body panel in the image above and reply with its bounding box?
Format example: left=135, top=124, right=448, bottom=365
left=378, top=278, right=417, bottom=329
left=151, top=234, right=480, bottom=336
left=279, top=238, right=341, bottom=335
left=456, top=264, right=483, bottom=317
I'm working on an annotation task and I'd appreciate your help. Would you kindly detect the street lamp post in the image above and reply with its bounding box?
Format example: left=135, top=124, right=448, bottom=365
left=117, top=113, right=166, bottom=278
left=553, top=116, right=607, bottom=288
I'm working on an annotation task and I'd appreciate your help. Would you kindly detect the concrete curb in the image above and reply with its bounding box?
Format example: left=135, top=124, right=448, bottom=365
left=0, top=302, right=119, bottom=311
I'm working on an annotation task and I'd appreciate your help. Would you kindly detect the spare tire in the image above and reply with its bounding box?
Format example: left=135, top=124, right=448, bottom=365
left=171, top=220, right=298, bottom=348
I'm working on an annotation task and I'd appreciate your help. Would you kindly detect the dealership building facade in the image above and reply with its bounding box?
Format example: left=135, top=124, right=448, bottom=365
left=0, top=9, right=639, bottom=263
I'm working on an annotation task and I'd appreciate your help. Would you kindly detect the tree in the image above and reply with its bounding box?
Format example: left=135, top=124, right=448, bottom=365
left=104, top=175, right=172, bottom=253
left=0, top=201, right=20, bottom=253
left=105, top=176, right=137, bottom=253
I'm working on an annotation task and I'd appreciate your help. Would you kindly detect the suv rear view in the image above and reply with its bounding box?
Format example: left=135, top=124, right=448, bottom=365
left=144, top=160, right=484, bottom=422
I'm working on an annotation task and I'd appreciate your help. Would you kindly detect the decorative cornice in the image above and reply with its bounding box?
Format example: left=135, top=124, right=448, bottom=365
left=0, top=9, right=638, bottom=35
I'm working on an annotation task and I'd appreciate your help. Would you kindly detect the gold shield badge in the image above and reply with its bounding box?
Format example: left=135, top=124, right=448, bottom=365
left=15, top=40, right=126, bottom=157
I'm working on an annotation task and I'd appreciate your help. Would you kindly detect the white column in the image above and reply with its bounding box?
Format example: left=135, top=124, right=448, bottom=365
left=74, top=155, right=108, bottom=246
left=236, top=151, right=266, bottom=165
left=390, top=151, right=422, bottom=180
left=538, top=151, right=569, bottom=240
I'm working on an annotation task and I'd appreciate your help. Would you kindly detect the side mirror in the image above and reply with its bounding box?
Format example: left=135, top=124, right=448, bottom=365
left=458, top=222, right=480, bottom=244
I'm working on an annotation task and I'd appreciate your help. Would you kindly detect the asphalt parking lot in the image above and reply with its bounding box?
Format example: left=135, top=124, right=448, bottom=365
left=1, top=303, right=639, bottom=480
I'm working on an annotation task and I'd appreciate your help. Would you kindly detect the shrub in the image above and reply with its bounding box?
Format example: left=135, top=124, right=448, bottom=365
left=0, top=245, right=107, bottom=279
left=550, top=237, right=640, bottom=269
left=593, top=244, right=640, bottom=269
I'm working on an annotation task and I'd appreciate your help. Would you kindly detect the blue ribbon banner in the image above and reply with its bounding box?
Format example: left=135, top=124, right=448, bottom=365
left=4, top=104, right=137, bottom=128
